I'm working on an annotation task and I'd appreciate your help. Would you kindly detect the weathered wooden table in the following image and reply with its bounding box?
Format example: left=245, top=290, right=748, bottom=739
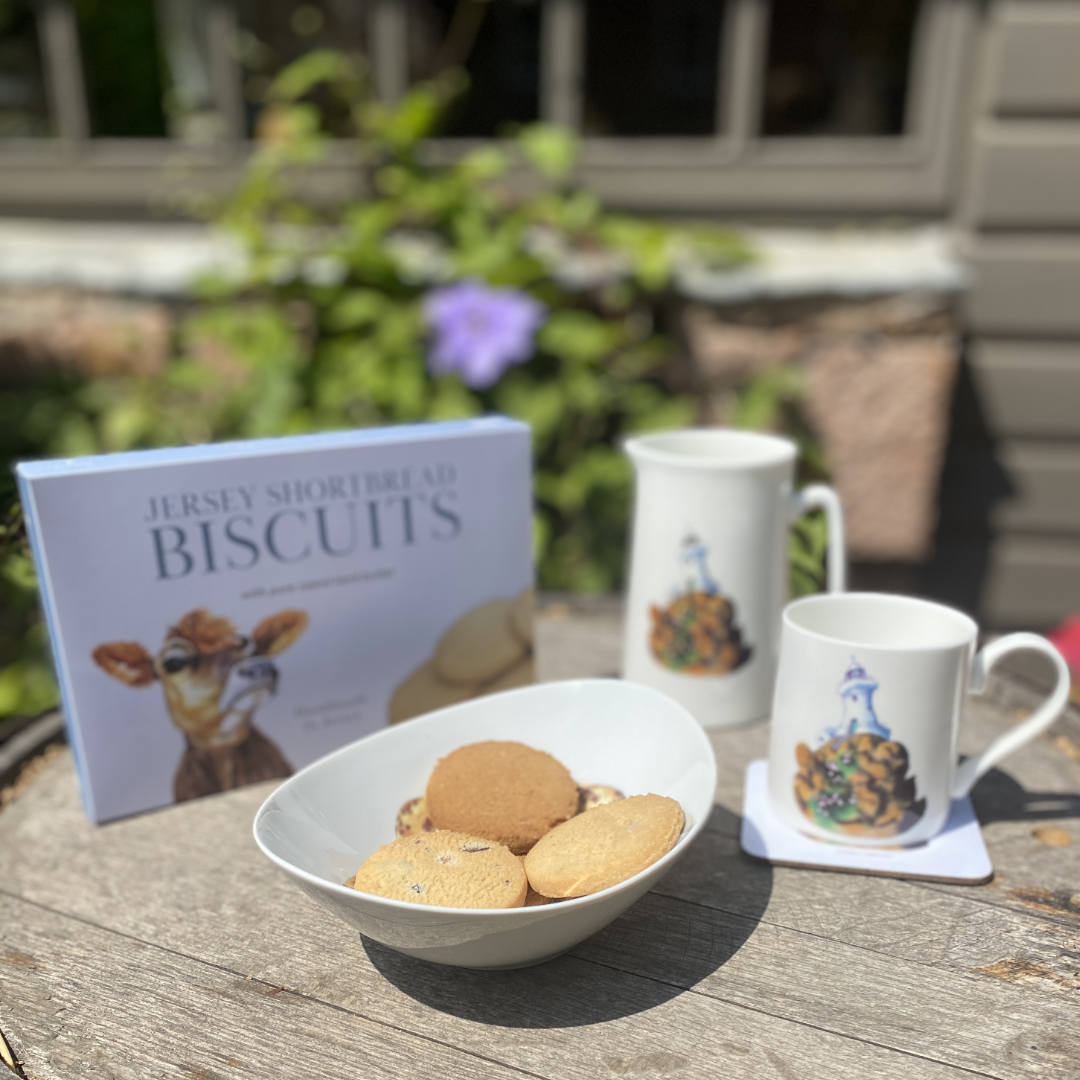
left=2, top=597, right=1080, bottom=1080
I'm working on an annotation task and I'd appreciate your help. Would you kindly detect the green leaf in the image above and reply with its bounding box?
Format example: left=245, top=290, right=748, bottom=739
left=518, top=123, right=578, bottom=181
left=537, top=310, right=618, bottom=365
left=1, top=551, right=38, bottom=593
left=268, top=49, right=355, bottom=103
left=325, top=289, right=388, bottom=331
left=456, top=145, right=510, bottom=183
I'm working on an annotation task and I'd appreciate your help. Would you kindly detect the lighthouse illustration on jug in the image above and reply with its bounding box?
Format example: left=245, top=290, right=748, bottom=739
left=647, top=534, right=752, bottom=677
left=793, top=658, right=926, bottom=838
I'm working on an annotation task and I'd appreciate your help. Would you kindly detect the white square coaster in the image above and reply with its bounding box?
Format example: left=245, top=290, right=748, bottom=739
left=740, top=759, right=993, bottom=884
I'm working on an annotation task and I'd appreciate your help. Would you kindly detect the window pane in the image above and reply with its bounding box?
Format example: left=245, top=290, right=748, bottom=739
left=762, top=0, right=920, bottom=137
left=583, top=0, right=725, bottom=137
left=74, top=0, right=168, bottom=137
left=0, top=0, right=50, bottom=136
left=409, top=0, right=541, bottom=137
left=236, top=1, right=370, bottom=137
left=236, top=1, right=371, bottom=136
left=156, top=0, right=225, bottom=142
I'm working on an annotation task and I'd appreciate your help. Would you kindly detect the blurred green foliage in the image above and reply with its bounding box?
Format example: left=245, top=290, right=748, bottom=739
left=0, top=50, right=827, bottom=723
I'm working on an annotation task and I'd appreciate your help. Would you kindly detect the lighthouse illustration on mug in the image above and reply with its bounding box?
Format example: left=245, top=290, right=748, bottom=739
left=792, top=658, right=926, bottom=839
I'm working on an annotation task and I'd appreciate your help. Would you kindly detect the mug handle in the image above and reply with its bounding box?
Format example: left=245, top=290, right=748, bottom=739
left=952, top=633, right=1071, bottom=798
left=789, top=484, right=846, bottom=593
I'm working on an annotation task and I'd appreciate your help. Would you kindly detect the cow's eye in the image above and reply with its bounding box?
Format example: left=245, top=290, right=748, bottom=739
left=161, top=656, right=190, bottom=674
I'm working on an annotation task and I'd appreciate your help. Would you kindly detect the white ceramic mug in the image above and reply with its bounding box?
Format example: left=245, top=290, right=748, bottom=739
left=769, top=592, right=1071, bottom=847
left=622, top=429, right=845, bottom=729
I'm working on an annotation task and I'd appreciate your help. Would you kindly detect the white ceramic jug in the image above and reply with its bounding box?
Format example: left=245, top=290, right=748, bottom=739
left=622, top=429, right=845, bottom=728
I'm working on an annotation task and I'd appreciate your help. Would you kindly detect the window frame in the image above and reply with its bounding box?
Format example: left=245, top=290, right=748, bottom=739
left=0, top=0, right=980, bottom=217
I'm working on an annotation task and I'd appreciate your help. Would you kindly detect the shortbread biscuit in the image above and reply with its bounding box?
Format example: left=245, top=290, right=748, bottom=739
left=524, top=884, right=557, bottom=906
left=389, top=660, right=474, bottom=724
left=481, top=655, right=535, bottom=695
left=426, top=741, right=579, bottom=854
left=352, top=831, right=527, bottom=908
left=509, top=587, right=534, bottom=647
left=577, top=784, right=625, bottom=813
left=518, top=854, right=555, bottom=906
left=433, top=600, right=525, bottom=686
left=524, top=794, right=684, bottom=898
left=395, top=796, right=435, bottom=837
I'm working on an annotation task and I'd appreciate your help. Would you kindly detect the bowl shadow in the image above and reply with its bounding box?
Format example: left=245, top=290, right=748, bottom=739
left=363, top=804, right=770, bottom=1027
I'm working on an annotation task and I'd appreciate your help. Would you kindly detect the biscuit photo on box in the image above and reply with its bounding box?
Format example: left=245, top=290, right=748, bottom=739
left=389, top=588, right=535, bottom=724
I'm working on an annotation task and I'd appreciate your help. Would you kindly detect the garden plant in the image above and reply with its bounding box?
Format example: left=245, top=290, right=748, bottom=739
left=0, top=50, right=828, bottom=725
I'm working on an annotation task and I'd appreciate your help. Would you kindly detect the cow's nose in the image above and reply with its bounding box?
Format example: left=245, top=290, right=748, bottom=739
left=238, top=659, right=278, bottom=684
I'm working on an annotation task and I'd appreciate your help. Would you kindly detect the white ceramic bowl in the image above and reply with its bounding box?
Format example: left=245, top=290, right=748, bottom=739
left=253, top=679, right=716, bottom=969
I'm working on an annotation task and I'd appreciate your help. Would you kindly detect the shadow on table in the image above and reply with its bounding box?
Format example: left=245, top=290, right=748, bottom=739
left=364, top=805, right=770, bottom=1027
left=971, top=767, right=1080, bottom=825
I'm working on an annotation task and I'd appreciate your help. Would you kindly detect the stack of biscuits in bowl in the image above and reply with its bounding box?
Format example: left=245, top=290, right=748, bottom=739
left=348, top=741, right=685, bottom=908
left=389, top=589, right=534, bottom=724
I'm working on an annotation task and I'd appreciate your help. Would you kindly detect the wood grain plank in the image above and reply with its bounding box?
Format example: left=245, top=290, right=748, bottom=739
left=968, top=339, right=1080, bottom=439
left=968, top=126, right=1080, bottom=228
left=938, top=441, right=1080, bottom=533
left=1, top=861, right=991, bottom=1080
left=3, top=614, right=1079, bottom=1080
left=964, top=239, right=1080, bottom=335
left=982, top=535, right=1080, bottom=627
left=0, top=894, right=532, bottom=1080
left=2, top=753, right=1076, bottom=1080
left=991, top=7, right=1080, bottom=116
left=925, top=534, right=1080, bottom=628
left=3, top=698, right=1080, bottom=1080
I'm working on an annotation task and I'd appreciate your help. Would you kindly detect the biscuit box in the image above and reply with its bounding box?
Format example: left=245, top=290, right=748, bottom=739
left=17, top=417, right=534, bottom=823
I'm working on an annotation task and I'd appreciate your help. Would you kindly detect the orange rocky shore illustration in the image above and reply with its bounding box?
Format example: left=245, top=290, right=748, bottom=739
left=649, top=536, right=752, bottom=676
left=794, top=659, right=926, bottom=838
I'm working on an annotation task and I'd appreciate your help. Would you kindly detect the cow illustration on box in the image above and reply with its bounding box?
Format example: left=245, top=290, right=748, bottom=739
left=93, top=608, right=308, bottom=802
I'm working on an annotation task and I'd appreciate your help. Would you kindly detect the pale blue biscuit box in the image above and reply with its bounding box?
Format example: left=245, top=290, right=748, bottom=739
left=17, top=418, right=533, bottom=822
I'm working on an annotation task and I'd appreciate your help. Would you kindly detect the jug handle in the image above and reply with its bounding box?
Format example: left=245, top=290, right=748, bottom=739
left=790, top=484, right=846, bottom=593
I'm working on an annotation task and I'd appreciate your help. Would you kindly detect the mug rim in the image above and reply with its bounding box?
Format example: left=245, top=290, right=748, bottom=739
left=783, top=591, right=979, bottom=652
left=624, top=428, right=797, bottom=470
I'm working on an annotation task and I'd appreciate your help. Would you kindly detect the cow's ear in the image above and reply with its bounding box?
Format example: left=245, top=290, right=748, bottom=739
left=92, top=642, right=157, bottom=686
left=252, top=610, right=309, bottom=656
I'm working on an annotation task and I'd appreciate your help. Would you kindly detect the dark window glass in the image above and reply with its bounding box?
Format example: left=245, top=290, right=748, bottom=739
left=236, top=0, right=369, bottom=137
left=762, top=0, right=920, bottom=136
left=583, top=0, right=725, bottom=137
left=0, top=0, right=49, bottom=136
left=74, top=0, right=168, bottom=137
left=156, top=0, right=223, bottom=141
left=409, top=0, right=541, bottom=137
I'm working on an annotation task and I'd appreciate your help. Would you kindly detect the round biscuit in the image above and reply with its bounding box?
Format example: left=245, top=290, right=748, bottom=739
left=509, top=587, right=534, bottom=647
left=389, top=661, right=475, bottom=724
left=479, top=655, right=535, bottom=695
left=433, top=600, right=526, bottom=686
left=576, top=784, right=625, bottom=813
left=524, top=793, right=684, bottom=898
left=352, top=831, right=527, bottom=908
left=395, top=796, right=435, bottom=837
left=425, top=740, right=579, bottom=855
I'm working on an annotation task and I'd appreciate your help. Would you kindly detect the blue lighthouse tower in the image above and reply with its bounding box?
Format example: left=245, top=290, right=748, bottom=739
left=680, top=534, right=719, bottom=595
left=834, top=658, right=890, bottom=740
left=816, top=658, right=892, bottom=746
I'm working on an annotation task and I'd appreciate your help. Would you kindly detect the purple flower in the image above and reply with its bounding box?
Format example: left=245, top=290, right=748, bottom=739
left=423, top=279, right=545, bottom=390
